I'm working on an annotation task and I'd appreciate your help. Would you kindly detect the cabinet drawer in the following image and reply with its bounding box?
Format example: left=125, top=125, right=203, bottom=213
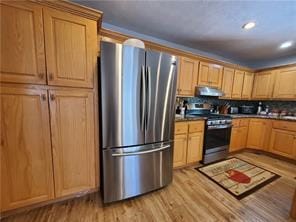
left=272, top=121, right=296, bottom=132
left=240, top=119, right=249, bottom=127
left=232, top=119, right=240, bottom=128
left=175, top=122, right=188, bottom=134
left=188, top=121, right=204, bottom=133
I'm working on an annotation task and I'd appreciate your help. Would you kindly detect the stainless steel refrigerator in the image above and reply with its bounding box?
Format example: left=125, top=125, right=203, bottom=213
left=99, top=41, right=178, bottom=203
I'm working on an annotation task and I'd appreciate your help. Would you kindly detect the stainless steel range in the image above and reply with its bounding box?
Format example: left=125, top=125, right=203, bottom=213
left=187, top=109, right=232, bottom=164
left=203, top=115, right=232, bottom=164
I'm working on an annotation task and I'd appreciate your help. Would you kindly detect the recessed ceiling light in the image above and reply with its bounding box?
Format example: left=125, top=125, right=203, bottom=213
left=279, top=41, right=293, bottom=49
left=242, top=22, right=256, bottom=30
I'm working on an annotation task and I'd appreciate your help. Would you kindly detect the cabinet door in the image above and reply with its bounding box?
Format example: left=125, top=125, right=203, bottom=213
left=252, top=71, right=275, bottom=99
left=44, top=8, right=97, bottom=88
left=187, top=132, right=204, bottom=164
left=269, top=129, right=295, bottom=159
left=49, top=89, right=96, bottom=197
left=178, top=57, right=199, bottom=96
left=247, top=119, right=267, bottom=149
left=0, top=2, right=46, bottom=84
left=242, top=72, right=254, bottom=99
left=198, top=62, right=210, bottom=86
left=221, top=67, right=234, bottom=98
left=230, top=127, right=241, bottom=152
left=273, top=67, right=296, bottom=99
left=209, top=64, right=223, bottom=88
left=173, top=134, right=188, bottom=168
left=239, top=126, right=249, bottom=149
left=231, top=70, right=244, bottom=98
left=0, top=87, right=54, bottom=211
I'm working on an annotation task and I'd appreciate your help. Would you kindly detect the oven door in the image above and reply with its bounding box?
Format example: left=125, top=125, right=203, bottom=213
left=203, top=124, right=232, bottom=163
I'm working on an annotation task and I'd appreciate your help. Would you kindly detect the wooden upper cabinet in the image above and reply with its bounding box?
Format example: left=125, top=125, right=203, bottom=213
left=252, top=71, right=275, bottom=99
left=209, top=64, right=223, bottom=88
left=0, top=2, right=46, bottom=84
left=221, top=67, right=234, bottom=98
left=198, top=62, right=223, bottom=88
left=273, top=66, right=296, bottom=99
left=241, top=72, right=254, bottom=99
left=49, top=89, right=96, bottom=197
left=177, top=57, right=199, bottom=96
left=0, top=86, right=54, bottom=211
left=44, top=8, right=97, bottom=88
left=231, top=70, right=244, bottom=98
left=198, top=62, right=210, bottom=86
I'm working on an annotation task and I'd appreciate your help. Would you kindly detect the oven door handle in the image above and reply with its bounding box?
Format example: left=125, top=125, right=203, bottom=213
left=207, top=124, right=232, bottom=130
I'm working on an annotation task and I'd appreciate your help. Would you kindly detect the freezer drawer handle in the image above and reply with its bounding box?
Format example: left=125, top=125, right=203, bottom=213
left=112, top=145, right=170, bottom=157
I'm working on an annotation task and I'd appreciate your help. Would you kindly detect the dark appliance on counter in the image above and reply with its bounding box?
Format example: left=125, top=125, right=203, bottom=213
left=239, top=105, right=256, bottom=114
left=187, top=109, right=232, bottom=164
left=99, top=41, right=178, bottom=203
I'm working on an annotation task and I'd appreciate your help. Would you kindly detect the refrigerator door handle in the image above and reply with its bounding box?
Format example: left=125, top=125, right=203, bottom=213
left=146, top=66, right=152, bottom=130
left=140, top=65, right=146, bottom=131
left=111, top=145, right=170, bottom=157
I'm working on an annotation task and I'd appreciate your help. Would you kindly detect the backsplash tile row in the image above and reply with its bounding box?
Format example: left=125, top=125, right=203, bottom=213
left=177, top=97, right=296, bottom=112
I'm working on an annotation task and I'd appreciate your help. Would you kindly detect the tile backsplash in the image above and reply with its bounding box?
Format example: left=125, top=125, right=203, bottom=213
left=177, top=96, right=296, bottom=113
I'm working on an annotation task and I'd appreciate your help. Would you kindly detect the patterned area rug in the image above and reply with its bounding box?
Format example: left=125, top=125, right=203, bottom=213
left=197, top=158, right=280, bottom=199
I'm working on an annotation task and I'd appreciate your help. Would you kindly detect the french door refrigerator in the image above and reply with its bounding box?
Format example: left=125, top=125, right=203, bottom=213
left=99, top=41, right=178, bottom=203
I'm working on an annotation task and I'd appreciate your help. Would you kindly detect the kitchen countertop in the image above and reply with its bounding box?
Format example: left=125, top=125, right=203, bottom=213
left=228, top=114, right=296, bottom=122
left=175, top=114, right=296, bottom=122
left=175, top=115, right=207, bottom=122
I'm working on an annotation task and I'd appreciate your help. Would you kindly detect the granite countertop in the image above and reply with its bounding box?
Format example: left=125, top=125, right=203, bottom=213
left=228, top=114, right=296, bottom=122
left=175, top=114, right=207, bottom=122
left=175, top=114, right=296, bottom=122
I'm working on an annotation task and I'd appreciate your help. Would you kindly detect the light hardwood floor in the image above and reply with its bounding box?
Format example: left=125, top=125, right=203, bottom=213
left=2, top=152, right=296, bottom=222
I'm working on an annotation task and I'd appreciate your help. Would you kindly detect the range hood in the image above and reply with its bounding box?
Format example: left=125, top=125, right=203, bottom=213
left=195, top=86, right=225, bottom=97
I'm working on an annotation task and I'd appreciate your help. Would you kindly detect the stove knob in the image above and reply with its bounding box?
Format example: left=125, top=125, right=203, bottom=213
left=220, top=120, right=225, bottom=124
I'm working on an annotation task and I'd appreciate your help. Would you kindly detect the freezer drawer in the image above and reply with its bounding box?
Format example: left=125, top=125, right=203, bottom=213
left=102, top=142, right=173, bottom=203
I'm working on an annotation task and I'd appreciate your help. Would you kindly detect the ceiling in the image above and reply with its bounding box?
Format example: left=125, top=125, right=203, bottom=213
left=75, top=0, right=296, bottom=69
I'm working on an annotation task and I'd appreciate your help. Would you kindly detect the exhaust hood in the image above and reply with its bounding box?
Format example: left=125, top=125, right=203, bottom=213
left=195, top=86, right=225, bottom=97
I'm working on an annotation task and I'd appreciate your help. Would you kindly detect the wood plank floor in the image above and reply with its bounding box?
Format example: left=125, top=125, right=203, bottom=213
left=2, top=151, right=296, bottom=222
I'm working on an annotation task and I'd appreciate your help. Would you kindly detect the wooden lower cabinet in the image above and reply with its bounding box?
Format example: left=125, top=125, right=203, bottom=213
left=0, top=86, right=96, bottom=212
left=49, top=89, right=96, bottom=197
left=173, top=121, right=204, bottom=168
left=269, top=129, right=296, bottom=159
left=230, top=127, right=248, bottom=152
left=173, top=134, right=188, bottom=167
left=246, top=119, right=271, bottom=150
left=187, top=132, right=204, bottom=163
left=0, top=86, right=54, bottom=211
left=230, top=119, right=249, bottom=152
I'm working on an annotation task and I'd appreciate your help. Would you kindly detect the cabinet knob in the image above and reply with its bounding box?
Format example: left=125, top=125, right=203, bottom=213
left=50, top=93, right=55, bottom=101
left=38, top=73, right=45, bottom=79
left=41, top=94, right=47, bottom=101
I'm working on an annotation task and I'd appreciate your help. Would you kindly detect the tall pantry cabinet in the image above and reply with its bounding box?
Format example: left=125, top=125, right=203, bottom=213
left=0, top=1, right=102, bottom=212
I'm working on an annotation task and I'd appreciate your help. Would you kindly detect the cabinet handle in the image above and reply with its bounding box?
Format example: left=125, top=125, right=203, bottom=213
left=41, top=94, right=47, bottom=101
left=38, top=73, right=45, bottom=79
left=48, top=73, right=53, bottom=81
left=50, top=93, right=55, bottom=101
